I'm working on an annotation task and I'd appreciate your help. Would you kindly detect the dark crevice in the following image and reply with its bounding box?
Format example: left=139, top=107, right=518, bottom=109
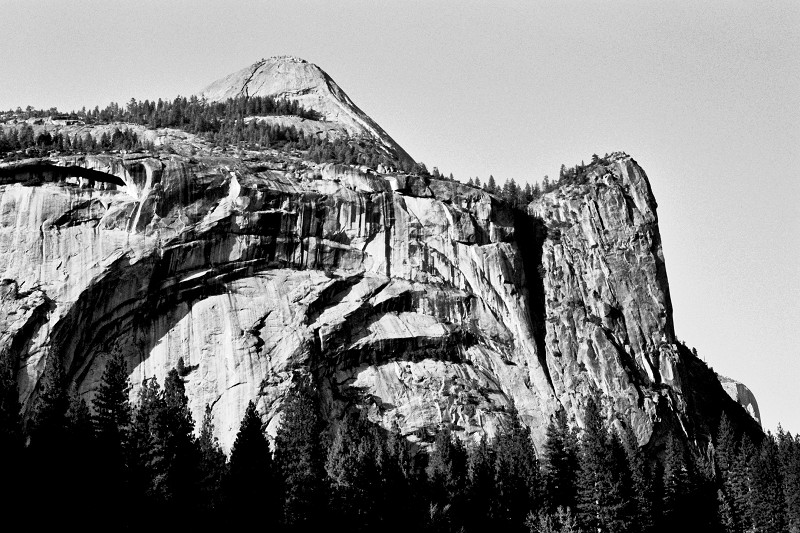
left=0, top=162, right=126, bottom=187
left=513, top=210, right=554, bottom=393
left=305, top=274, right=366, bottom=325
left=318, top=329, right=477, bottom=378
left=596, top=326, right=646, bottom=406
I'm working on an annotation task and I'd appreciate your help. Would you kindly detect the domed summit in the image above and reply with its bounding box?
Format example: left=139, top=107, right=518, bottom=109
left=197, top=56, right=413, bottom=165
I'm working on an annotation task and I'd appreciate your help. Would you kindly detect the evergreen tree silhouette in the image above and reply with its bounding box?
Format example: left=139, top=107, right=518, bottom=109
left=495, top=411, right=541, bottom=532
left=226, top=400, right=278, bottom=529
left=426, top=425, right=468, bottom=532
left=575, top=398, right=626, bottom=533
left=197, top=404, right=227, bottom=517
left=274, top=378, right=325, bottom=531
left=542, top=410, right=579, bottom=514
left=466, top=434, right=498, bottom=530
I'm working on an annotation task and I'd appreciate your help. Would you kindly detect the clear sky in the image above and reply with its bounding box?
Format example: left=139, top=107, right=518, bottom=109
left=1, top=1, right=798, bottom=433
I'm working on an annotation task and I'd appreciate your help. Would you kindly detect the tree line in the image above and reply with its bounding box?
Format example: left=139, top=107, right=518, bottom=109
left=464, top=153, right=615, bottom=209
left=4, top=95, right=321, bottom=128
left=0, top=348, right=795, bottom=532
left=0, top=95, right=428, bottom=174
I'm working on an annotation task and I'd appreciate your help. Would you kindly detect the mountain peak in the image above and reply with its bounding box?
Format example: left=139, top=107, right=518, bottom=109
left=197, top=57, right=413, bottom=165
left=258, top=55, right=308, bottom=64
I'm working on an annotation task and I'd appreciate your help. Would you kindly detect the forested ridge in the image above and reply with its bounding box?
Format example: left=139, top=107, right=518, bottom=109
left=1, top=97, right=613, bottom=197
left=0, top=351, right=794, bottom=532
left=0, top=95, right=425, bottom=172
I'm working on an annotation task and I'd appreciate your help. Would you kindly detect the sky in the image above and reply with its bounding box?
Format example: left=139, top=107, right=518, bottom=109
left=1, top=1, right=798, bottom=433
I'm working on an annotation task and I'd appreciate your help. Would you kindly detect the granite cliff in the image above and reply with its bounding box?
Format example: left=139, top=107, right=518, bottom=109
left=0, top=59, right=759, bottom=452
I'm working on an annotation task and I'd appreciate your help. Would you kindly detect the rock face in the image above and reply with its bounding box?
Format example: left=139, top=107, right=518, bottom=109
left=0, top=59, right=760, bottom=452
left=0, top=148, right=754, bottom=452
left=528, top=162, right=682, bottom=444
left=198, top=56, right=413, bottom=166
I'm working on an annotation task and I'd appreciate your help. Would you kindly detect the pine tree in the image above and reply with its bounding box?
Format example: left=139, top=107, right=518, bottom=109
left=274, top=379, right=325, bottom=531
left=326, top=412, right=412, bottom=531
left=502, top=178, right=514, bottom=201
left=326, top=411, right=370, bottom=527
left=226, top=400, right=278, bottom=527
left=527, top=506, right=580, bottom=533
left=777, top=428, right=800, bottom=532
left=495, top=412, right=541, bottom=532
left=27, top=354, right=71, bottom=525
left=93, top=353, right=131, bottom=441
left=426, top=425, right=469, bottom=531
left=64, top=386, right=97, bottom=514
left=659, top=433, right=693, bottom=532
left=0, top=352, right=23, bottom=514
left=748, top=433, right=787, bottom=533
left=128, top=376, right=164, bottom=516
left=728, top=434, right=756, bottom=532
left=716, top=413, right=737, bottom=478
left=0, top=352, right=22, bottom=458
left=66, top=386, right=94, bottom=449
left=197, top=404, right=227, bottom=519
left=575, top=398, right=626, bottom=533
left=92, top=352, right=132, bottom=522
left=150, top=368, right=200, bottom=514
left=607, top=428, right=637, bottom=531
left=28, top=354, right=69, bottom=448
left=467, top=435, right=498, bottom=530
left=523, top=182, right=533, bottom=204
left=717, top=488, right=737, bottom=533
left=620, top=422, right=654, bottom=532
left=383, top=421, right=424, bottom=532
left=542, top=411, right=579, bottom=514
left=690, top=445, right=722, bottom=531
left=487, top=175, right=497, bottom=194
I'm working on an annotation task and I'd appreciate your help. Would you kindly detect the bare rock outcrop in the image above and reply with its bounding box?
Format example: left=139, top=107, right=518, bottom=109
left=719, top=375, right=761, bottom=425
left=528, top=157, right=680, bottom=444
left=197, top=56, right=414, bottom=166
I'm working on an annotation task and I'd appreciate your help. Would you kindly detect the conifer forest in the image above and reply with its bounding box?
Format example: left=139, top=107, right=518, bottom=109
left=0, top=351, right=796, bottom=533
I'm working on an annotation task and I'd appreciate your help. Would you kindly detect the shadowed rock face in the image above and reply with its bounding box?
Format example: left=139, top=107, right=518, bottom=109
left=1, top=147, right=752, bottom=452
